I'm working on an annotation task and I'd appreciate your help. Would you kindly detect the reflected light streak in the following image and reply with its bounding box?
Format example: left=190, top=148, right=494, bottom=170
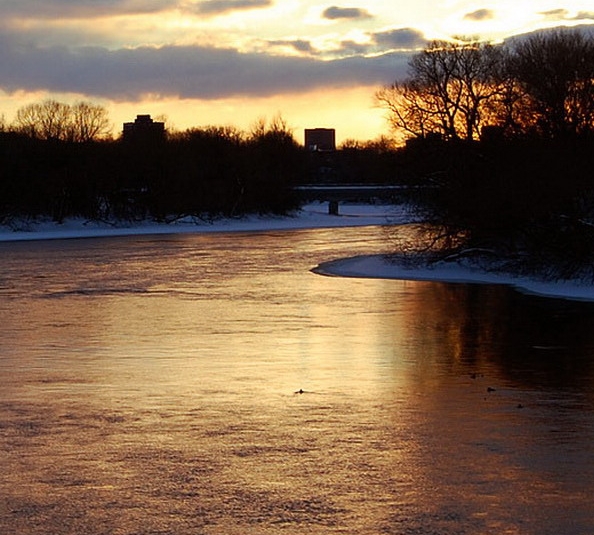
left=2, top=229, right=594, bottom=533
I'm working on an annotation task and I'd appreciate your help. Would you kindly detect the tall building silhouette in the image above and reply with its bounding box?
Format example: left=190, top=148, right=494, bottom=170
left=123, top=115, right=165, bottom=143
left=304, top=128, right=336, bottom=151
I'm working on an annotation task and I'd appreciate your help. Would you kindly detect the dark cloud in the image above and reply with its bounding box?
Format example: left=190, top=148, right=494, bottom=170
left=539, top=9, right=569, bottom=18
left=268, top=28, right=426, bottom=59
left=0, top=18, right=118, bottom=49
left=464, top=9, right=495, bottom=21
left=372, top=28, right=426, bottom=50
left=192, top=0, right=272, bottom=16
left=538, top=9, right=594, bottom=22
left=503, top=23, right=594, bottom=47
left=334, top=40, right=371, bottom=56
left=268, top=39, right=318, bottom=54
left=0, top=38, right=409, bottom=101
left=272, top=28, right=425, bottom=59
left=0, top=0, right=175, bottom=19
left=322, top=6, right=372, bottom=20
left=573, top=12, right=594, bottom=21
left=0, top=0, right=275, bottom=22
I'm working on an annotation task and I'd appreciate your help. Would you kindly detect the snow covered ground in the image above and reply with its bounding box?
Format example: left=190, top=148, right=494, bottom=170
left=2, top=201, right=593, bottom=302
left=0, top=202, right=412, bottom=243
left=314, top=254, right=594, bottom=302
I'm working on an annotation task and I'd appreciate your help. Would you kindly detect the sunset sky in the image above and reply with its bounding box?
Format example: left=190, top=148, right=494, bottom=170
left=1, top=1, right=593, bottom=143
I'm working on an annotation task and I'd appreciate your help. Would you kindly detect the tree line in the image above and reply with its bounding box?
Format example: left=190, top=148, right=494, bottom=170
left=0, top=114, right=306, bottom=224
left=378, top=28, right=594, bottom=280
left=377, top=28, right=594, bottom=142
left=2, top=27, right=594, bottom=280
left=0, top=99, right=404, bottom=226
left=10, top=100, right=112, bottom=143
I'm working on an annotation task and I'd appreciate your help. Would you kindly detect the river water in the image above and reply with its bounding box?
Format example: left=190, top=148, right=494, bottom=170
left=1, top=226, right=594, bottom=535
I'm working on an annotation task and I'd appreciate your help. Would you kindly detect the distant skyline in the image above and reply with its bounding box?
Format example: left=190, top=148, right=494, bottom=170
left=1, top=1, right=593, bottom=142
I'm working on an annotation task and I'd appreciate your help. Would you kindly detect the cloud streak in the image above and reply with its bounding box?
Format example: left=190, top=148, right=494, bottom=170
left=265, top=26, right=426, bottom=58
left=372, top=28, right=426, bottom=50
left=0, top=0, right=175, bottom=19
left=538, top=9, right=594, bottom=22
left=464, top=9, right=495, bottom=21
left=190, top=0, right=272, bottom=16
left=322, top=6, right=372, bottom=20
left=539, top=8, right=569, bottom=19
left=575, top=12, right=594, bottom=20
left=0, top=0, right=275, bottom=23
left=0, top=39, right=408, bottom=101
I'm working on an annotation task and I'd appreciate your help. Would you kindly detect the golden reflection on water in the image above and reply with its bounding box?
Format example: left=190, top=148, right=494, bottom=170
left=1, top=228, right=594, bottom=534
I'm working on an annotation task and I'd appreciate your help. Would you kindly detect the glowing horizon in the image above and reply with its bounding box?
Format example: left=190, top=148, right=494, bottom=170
left=0, top=1, right=592, bottom=143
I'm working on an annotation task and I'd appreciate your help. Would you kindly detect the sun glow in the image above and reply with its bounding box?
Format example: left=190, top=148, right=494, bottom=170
left=105, top=86, right=387, bottom=144
left=0, top=0, right=592, bottom=144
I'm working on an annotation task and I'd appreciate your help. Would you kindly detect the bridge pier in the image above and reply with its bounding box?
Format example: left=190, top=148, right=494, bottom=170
left=294, top=184, right=405, bottom=205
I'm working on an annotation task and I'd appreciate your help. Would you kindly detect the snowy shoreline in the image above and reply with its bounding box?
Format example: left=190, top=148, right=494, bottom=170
left=0, top=203, right=410, bottom=243
left=2, top=202, right=593, bottom=302
left=314, top=254, right=594, bottom=303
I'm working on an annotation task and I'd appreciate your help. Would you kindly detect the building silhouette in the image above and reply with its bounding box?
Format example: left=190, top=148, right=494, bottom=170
left=304, top=128, right=336, bottom=151
left=123, top=114, right=165, bottom=143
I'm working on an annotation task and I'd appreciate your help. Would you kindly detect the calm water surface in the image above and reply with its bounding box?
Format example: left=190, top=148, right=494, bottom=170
left=1, top=226, right=594, bottom=534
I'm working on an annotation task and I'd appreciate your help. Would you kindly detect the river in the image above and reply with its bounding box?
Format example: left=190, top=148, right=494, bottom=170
left=1, top=226, right=594, bottom=534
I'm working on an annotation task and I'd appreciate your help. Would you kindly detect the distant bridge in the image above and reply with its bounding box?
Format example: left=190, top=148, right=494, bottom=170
left=294, top=184, right=406, bottom=203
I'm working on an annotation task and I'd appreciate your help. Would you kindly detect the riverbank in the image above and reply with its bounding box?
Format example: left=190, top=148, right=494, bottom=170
left=314, top=254, right=594, bottom=302
left=0, top=202, right=412, bottom=243
left=2, top=201, right=593, bottom=302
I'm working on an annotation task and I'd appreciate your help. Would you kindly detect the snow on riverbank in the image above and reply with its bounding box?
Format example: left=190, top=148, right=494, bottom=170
left=0, top=202, right=412, bottom=243
left=314, top=254, right=594, bottom=302
left=2, top=201, right=592, bottom=302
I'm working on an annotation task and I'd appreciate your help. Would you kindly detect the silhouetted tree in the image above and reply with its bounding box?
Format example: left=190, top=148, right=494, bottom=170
left=337, top=137, right=403, bottom=184
left=507, top=29, right=594, bottom=139
left=163, top=126, right=244, bottom=217
left=377, top=40, right=503, bottom=141
left=14, top=100, right=71, bottom=140
left=380, top=29, right=594, bottom=142
left=70, top=102, right=111, bottom=142
left=13, top=99, right=111, bottom=142
left=243, top=116, right=302, bottom=213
